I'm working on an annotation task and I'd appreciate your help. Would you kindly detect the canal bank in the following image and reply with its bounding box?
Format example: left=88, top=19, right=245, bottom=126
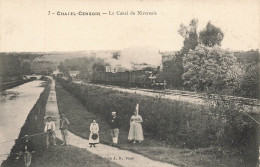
left=1, top=78, right=122, bottom=167
left=1, top=78, right=51, bottom=167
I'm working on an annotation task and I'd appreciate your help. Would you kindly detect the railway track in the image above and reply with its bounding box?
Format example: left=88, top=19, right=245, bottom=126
left=72, top=79, right=259, bottom=107
left=141, top=88, right=259, bottom=106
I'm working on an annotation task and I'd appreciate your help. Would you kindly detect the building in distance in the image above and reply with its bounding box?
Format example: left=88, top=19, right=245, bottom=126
left=69, top=70, right=80, bottom=78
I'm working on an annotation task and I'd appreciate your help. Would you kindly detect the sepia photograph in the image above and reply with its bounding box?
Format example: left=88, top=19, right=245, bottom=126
left=0, top=0, right=259, bottom=166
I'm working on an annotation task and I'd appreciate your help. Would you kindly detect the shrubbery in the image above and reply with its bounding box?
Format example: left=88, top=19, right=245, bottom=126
left=56, top=78, right=259, bottom=162
left=57, top=78, right=255, bottom=148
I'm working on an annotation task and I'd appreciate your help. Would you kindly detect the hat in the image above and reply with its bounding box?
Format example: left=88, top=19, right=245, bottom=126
left=111, top=112, right=116, bottom=114
left=47, top=116, right=52, bottom=119
left=91, top=134, right=98, bottom=140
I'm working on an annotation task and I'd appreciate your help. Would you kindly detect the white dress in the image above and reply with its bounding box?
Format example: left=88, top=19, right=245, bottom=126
left=128, top=115, right=144, bottom=141
left=89, top=123, right=99, bottom=144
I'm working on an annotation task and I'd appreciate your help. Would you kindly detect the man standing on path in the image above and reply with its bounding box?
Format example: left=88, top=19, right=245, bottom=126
left=110, top=112, right=121, bottom=146
left=44, top=116, right=56, bottom=148
left=20, top=135, right=35, bottom=167
left=60, top=114, right=70, bottom=146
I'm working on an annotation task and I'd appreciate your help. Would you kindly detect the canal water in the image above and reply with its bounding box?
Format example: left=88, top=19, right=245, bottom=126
left=0, top=80, right=45, bottom=163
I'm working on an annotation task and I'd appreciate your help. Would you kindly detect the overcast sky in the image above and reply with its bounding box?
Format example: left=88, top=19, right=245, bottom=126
left=0, top=0, right=259, bottom=52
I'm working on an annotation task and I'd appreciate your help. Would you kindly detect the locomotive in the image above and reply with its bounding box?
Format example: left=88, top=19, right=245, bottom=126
left=92, top=66, right=166, bottom=89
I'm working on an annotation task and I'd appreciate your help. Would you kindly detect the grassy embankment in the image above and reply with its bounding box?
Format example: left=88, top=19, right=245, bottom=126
left=1, top=78, right=120, bottom=167
left=0, top=79, right=33, bottom=91
left=55, top=81, right=253, bottom=167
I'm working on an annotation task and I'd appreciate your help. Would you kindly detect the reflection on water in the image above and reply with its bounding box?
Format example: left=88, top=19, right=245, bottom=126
left=0, top=81, right=45, bottom=162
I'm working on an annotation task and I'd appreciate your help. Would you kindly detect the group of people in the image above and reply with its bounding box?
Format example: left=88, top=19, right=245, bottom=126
left=43, top=109, right=144, bottom=148
left=17, top=114, right=70, bottom=167
left=44, top=114, right=70, bottom=147
left=18, top=109, right=144, bottom=166
left=109, top=110, right=144, bottom=146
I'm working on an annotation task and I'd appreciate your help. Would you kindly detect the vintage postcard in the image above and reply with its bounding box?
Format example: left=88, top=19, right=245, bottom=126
left=0, top=0, right=259, bottom=166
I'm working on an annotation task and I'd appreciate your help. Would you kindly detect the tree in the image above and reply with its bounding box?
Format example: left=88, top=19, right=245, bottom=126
left=178, top=18, right=199, bottom=54
left=92, top=63, right=105, bottom=71
left=163, top=18, right=199, bottom=88
left=237, top=64, right=259, bottom=98
left=162, top=52, right=184, bottom=88
left=58, top=62, right=69, bottom=76
left=182, top=45, right=241, bottom=93
left=112, top=52, right=120, bottom=59
left=199, top=22, right=224, bottom=47
left=20, top=61, right=31, bottom=74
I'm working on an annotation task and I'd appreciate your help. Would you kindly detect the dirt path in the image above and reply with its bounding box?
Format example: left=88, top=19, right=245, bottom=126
left=45, top=78, right=177, bottom=167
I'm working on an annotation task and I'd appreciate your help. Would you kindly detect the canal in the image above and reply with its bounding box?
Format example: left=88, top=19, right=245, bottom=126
left=0, top=80, right=45, bottom=163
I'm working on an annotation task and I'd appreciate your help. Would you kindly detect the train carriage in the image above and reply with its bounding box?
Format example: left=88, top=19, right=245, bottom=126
left=107, top=72, right=115, bottom=84
left=92, top=71, right=101, bottom=83
left=105, top=72, right=112, bottom=83
left=129, top=70, right=152, bottom=87
left=118, top=72, right=129, bottom=86
left=92, top=67, right=166, bottom=89
left=100, top=72, right=106, bottom=82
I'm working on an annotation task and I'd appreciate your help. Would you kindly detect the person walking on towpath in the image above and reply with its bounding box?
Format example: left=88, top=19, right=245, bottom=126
left=89, top=120, right=99, bottom=147
left=109, top=112, right=121, bottom=146
left=60, top=114, right=70, bottom=146
left=19, top=135, right=35, bottom=167
left=44, top=116, right=56, bottom=148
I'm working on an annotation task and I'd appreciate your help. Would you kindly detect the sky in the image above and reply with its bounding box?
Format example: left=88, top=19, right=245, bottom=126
left=0, top=0, right=259, bottom=52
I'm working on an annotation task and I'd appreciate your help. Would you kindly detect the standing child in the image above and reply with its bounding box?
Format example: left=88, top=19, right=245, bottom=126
left=89, top=120, right=99, bottom=147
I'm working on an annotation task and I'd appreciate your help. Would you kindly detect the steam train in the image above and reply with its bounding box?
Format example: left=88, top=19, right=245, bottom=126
left=92, top=67, right=166, bottom=89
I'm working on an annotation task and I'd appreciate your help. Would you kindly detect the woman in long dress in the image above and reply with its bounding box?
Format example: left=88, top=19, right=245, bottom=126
left=89, top=120, right=99, bottom=147
left=128, top=110, right=144, bottom=143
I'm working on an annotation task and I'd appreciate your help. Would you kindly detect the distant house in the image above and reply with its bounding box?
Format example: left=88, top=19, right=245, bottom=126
left=69, top=71, right=80, bottom=78
left=106, top=66, right=126, bottom=73
left=52, top=69, right=62, bottom=76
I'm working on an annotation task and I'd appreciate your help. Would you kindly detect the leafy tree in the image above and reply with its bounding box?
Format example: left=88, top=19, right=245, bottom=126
left=178, top=19, right=199, bottom=54
left=182, top=45, right=241, bottom=93
left=237, top=64, right=259, bottom=98
left=92, top=63, right=105, bottom=71
left=162, top=52, right=184, bottom=88
left=112, top=52, right=120, bottom=59
left=163, top=19, right=199, bottom=88
left=58, top=62, right=69, bottom=76
left=57, top=56, right=107, bottom=80
left=199, top=22, right=224, bottom=47
left=0, top=55, right=21, bottom=76
left=20, top=61, right=31, bottom=74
